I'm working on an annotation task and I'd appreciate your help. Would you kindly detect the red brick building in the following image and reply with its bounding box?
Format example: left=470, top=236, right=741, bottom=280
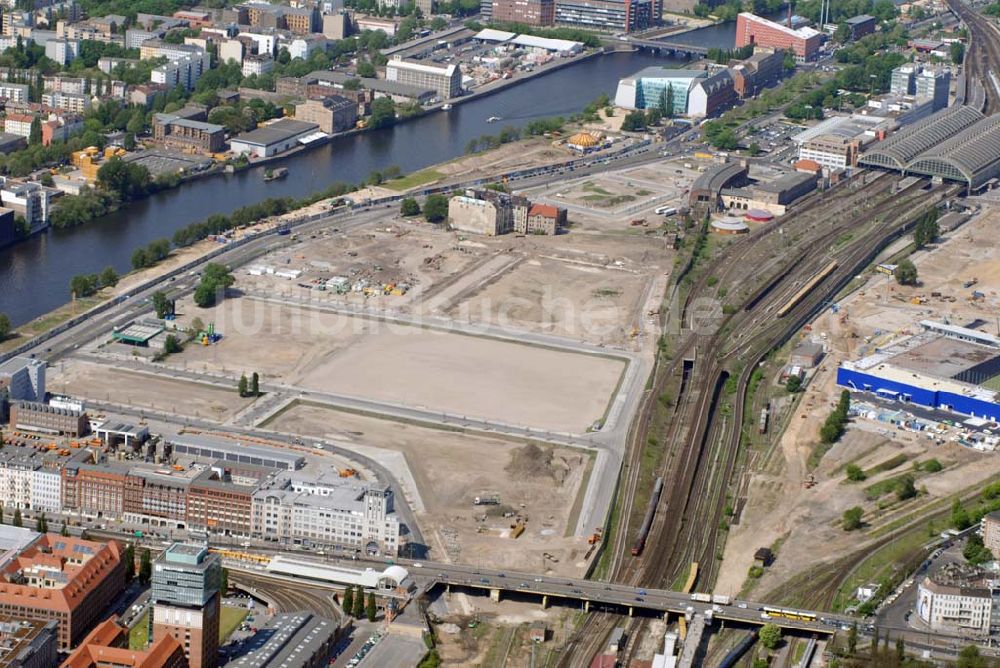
left=62, top=463, right=128, bottom=519
left=0, top=534, right=125, bottom=650
left=735, top=13, right=822, bottom=62
left=490, top=0, right=555, bottom=26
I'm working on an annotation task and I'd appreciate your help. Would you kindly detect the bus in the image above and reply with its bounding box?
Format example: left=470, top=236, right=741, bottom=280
left=655, top=206, right=678, bottom=217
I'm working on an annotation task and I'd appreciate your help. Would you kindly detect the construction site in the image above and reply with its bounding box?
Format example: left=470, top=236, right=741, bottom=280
left=715, top=202, right=1000, bottom=613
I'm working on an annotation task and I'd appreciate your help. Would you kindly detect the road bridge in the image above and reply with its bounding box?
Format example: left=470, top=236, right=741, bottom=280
left=622, top=36, right=708, bottom=56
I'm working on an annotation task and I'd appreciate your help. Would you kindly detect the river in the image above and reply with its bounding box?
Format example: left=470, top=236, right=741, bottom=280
left=0, top=26, right=741, bottom=327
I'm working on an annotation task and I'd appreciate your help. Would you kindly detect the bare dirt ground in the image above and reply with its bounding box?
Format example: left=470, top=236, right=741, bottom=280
left=300, top=325, right=624, bottom=434
left=266, top=403, right=592, bottom=575
left=49, top=359, right=252, bottom=420
left=715, top=204, right=1000, bottom=598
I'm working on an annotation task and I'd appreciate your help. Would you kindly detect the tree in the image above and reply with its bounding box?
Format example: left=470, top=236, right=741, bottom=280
left=0, top=506, right=5, bottom=524
left=895, top=475, right=917, bottom=501
left=28, top=117, right=41, bottom=145
left=366, top=591, right=377, bottom=621
left=895, top=636, right=905, bottom=662
left=368, top=97, right=396, bottom=130
left=139, top=548, right=152, bottom=584
left=40, top=172, right=54, bottom=187
left=834, top=22, right=851, bottom=43
left=152, top=291, right=171, bottom=319
left=97, top=157, right=151, bottom=201
left=913, top=209, right=939, bottom=249
left=238, top=373, right=249, bottom=397
left=99, top=266, right=119, bottom=288
left=922, top=458, right=943, bottom=473
left=952, top=499, right=972, bottom=530
left=783, top=50, right=796, bottom=70
left=894, top=258, right=918, bottom=285
left=958, top=645, right=988, bottom=668
left=785, top=375, right=802, bottom=393
left=36, top=512, right=46, bottom=533
left=356, top=60, right=376, bottom=78
left=221, top=567, right=229, bottom=595
left=124, top=543, right=135, bottom=582
left=621, top=110, right=647, bottom=132
left=193, top=263, right=234, bottom=308
left=423, top=195, right=449, bottom=223
left=163, top=334, right=182, bottom=354
left=431, top=16, right=447, bottom=30
left=845, top=464, right=866, bottom=482
left=251, top=372, right=259, bottom=397
left=748, top=142, right=761, bottom=156
left=400, top=198, right=420, bottom=216
left=847, top=622, right=858, bottom=654
left=951, top=41, right=965, bottom=65
left=665, top=84, right=675, bottom=118
left=342, top=585, right=354, bottom=615
left=842, top=506, right=863, bottom=531
left=70, top=274, right=98, bottom=297
left=12, top=509, right=21, bottom=528
left=964, top=534, right=993, bottom=565
left=131, top=248, right=150, bottom=270
left=60, top=523, right=68, bottom=536
left=0, top=313, right=10, bottom=341
left=758, top=623, right=781, bottom=650
left=352, top=586, right=365, bottom=618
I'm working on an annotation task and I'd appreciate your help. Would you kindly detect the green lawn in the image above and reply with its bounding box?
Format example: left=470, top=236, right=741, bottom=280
left=384, top=169, right=445, bottom=191
left=129, top=610, right=149, bottom=650
left=219, top=606, right=248, bottom=642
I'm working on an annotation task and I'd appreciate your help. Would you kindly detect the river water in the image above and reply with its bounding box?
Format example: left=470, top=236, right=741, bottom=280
left=0, top=24, right=740, bottom=326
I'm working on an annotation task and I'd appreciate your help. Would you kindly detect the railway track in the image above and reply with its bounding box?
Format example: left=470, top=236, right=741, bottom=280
left=559, top=175, right=954, bottom=666
left=949, top=0, right=1000, bottom=113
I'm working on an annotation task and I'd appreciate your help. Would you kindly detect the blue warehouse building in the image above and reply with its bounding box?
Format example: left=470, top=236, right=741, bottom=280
left=837, top=321, right=1000, bottom=421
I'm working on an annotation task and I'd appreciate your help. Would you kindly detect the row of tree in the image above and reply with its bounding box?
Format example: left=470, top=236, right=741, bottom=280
left=69, top=266, right=119, bottom=298
left=341, top=585, right=378, bottom=621
left=131, top=238, right=171, bottom=270
left=819, top=389, right=851, bottom=444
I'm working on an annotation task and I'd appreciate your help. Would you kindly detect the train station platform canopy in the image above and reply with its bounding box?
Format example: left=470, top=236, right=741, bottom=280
left=860, top=105, right=1000, bottom=189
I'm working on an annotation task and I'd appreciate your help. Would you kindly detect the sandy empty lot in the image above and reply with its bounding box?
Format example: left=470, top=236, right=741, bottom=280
left=50, top=359, right=252, bottom=421
left=266, top=403, right=592, bottom=574
left=450, top=256, right=649, bottom=344
left=300, top=325, right=625, bottom=434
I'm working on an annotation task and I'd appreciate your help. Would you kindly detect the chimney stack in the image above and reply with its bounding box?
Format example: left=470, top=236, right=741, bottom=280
left=787, top=4, right=792, bottom=27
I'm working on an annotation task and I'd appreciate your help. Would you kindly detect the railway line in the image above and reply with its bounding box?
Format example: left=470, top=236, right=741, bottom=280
left=559, top=174, right=954, bottom=665
left=949, top=0, right=1000, bottom=114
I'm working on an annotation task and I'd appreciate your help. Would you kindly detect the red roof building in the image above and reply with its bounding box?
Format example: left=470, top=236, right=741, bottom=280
left=62, top=618, right=187, bottom=668
left=736, top=13, right=822, bottom=61
left=0, top=534, right=125, bottom=650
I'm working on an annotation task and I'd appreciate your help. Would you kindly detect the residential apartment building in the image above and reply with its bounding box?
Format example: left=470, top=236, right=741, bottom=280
left=0, top=83, right=28, bottom=103
left=43, top=37, right=79, bottom=65
left=487, top=0, right=555, bottom=26
left=385, top=58, right=462, bottom=101
left=41, top=91, right=90, bottom=114
left=41, top=115, right=84, bottom=145
left=152, top=52, right=211, bottom=90
left=0, top=180, right=53, bottom=231
left=294, top=95, right=357, bottom=134
left=219, top=39, right=244, bottom=65
left=917, top=563, right=995, bottom=636
left=125, top=28, right=163, bottom=49
left=287, top=34, right=327, bottom=60
left=0, top=531, right=125, bottom=650
left=3, top=113, right=33, bottom=139
left=915, top=67, right=951, bottom=111
left=0, top=618, right=57, bottom=668
left=9, top=401, right=89, bottom=437
left=242, top=53, right=275, bottom=78
left=983, top=510, right=1000, bottom=559
left=890, top=64, right=917, bottom=95
left=0, top=447, right=62, bottom=511
left=251, top=472, right=402, bottom=556
left=139, top=38, right=205, bottom=62
left=151, top=543, right=222, bottom=668
left=735, top=12, right=822, bottom=61
left=63, top=618, right=186, bottom=668
left=554, top=0, right=655, bottom=34
left=153, top=112, right=226, bottom=153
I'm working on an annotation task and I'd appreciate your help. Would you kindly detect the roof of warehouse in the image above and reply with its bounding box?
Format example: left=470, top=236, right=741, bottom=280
left=510, top=34, right=581, bottom=51
left=474, top=28, right=515, bottom=42
left=231, top=119, right=318, bottom=147
left=691, top=162, right=748, bottom=194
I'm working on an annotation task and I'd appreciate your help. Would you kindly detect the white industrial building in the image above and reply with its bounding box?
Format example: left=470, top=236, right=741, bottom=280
left=229, top=119, right=322, bottom=159
left=265, top=555, right=411, bottom=591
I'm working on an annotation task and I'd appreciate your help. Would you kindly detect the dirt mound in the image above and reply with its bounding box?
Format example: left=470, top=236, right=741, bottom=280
left=505, top=444, right=573, bottom=484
